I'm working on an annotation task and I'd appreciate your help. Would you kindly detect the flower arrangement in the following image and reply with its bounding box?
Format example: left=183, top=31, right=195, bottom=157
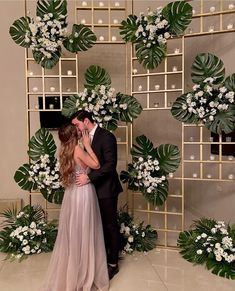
left=9, top=0, right=96, bottom=69
left=14, top=128, right=65, bottom=204
left=119, top=1, right=192, bottom=69
left=178, top=218, right=235, bottom=279
left=0, top=205, right=57, bottom=261
left=62, top=65, right=142, bottom=131
left=118, top=206, right=157, bottom=253
left=120, top=135, right=181, bottom=206
left=171, top=53, right=235, bottom=134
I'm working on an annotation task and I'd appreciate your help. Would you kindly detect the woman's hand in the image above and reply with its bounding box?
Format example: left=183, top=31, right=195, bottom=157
left=82, top=130, right=90, bottom=148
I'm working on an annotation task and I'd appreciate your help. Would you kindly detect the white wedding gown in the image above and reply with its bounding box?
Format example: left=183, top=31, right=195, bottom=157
left=40, top=165, right=109, bottom=291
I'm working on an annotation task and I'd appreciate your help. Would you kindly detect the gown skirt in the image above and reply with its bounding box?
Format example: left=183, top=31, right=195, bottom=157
left=40, top=168, right=109, bottom=291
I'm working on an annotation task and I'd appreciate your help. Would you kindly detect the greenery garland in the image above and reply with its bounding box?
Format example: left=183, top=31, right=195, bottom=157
left=171, top=53, right=235, bottom=134
left=9, top=0, right=96, bottom=69
left=0, top=205, right=57, bottom=261
left=118, top=205, right=157, bottom=253
left=119, top=1, right=192, bottom=70
left=62, top=65, right=142, bottom=131
left=120, top=135, right=181, bottom=206
left=178, top=218, right=235, bottom=279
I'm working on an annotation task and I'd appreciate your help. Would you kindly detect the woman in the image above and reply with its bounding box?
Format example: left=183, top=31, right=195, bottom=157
left=41, top=123, right=109, bottom=291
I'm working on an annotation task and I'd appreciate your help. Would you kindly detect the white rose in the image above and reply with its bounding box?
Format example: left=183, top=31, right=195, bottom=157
left=128, top=236, right=134, bottom=243
left=196, top=249, right=203, bottom=255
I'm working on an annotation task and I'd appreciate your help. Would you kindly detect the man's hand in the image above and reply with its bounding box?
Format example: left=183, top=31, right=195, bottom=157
left=76, top=173, right=90, bottom=186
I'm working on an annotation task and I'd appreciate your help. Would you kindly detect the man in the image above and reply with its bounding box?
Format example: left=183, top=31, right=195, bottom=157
left=71, top=110, right=123, bottom=280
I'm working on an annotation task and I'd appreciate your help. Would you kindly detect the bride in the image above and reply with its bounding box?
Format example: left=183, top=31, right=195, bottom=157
left=40, top=123, right=109, bottom=291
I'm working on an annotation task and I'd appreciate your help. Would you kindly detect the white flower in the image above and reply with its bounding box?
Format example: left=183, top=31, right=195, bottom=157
left=22, top=239, right=28, bottom=246
left=128, top=236, right=134, bottom=243
left=196, top=249, right=203, bottom=255
left=201, top=233, right=207, bottom=238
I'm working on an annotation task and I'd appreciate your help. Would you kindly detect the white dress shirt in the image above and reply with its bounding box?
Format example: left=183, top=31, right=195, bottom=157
left=89, top=124, right=98, bottom=143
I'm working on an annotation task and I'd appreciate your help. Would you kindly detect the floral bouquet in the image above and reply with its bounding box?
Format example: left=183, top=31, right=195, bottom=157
left=120, top=1, right=192, bottom=69
left=9, top=0, right=96, bottom=69
left=171, top=53, right=235, bottom=134
left=178, top=218, right=235, bottom=279
left=0, top=205, right=57, bottom=261
left=120, top=135, right=180, bottom=206
left=62, top=65, right=142, bottom=131
left=118, top=206, right=157, bottom=253
left=15, top=128, right=65, bottom=204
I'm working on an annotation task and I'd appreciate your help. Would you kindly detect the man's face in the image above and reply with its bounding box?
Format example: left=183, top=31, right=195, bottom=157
left=72, top=118, right=86, bottom=131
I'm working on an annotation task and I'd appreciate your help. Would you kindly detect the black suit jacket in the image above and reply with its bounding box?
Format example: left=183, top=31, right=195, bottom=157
left=88, top=126, right=123, bottom=199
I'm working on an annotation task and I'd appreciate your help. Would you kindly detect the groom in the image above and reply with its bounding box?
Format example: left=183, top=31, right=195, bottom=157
left=71, top=110, right=123, bottom=279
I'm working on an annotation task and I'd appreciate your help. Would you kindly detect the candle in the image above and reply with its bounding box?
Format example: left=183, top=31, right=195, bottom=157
left=154, top=102, right=159, bottom=108
left=50, top=86, right=55, bottom=92
left=32, top=87, right=38, bottom=92
left=81, top=19, right=86, bottom=24
left=189, top=136, right=194, bottom=142
left=154, top=84, right=160, bottom=90
left=188, top=27, right=193, bottom=34
left=190, top=155, right=195, bottom=160
left=28, top=71, right=34, bottom=76
left=226, top=136, right=232, bottom=142
left=208, top=26, right=214, bottom=32
left=138, top=85, right=142, bottom=91
left=111, top=36, right=117, bottom=41
left=228, top=174, right=234, bottom=180
left=132, top=69, right=138, bottom=74
left=35, top=105, right=39, bottom=109
left=192, top=173, right=198, bottom=178
left=98, top=19, right=103, bottom=24
left=99, top=2, right=104, bottom=7
left=210, top=155, right=215, bottom=161
left=229, top=3, right=235, bottom=9
left=172, top=66, right=178, bottom=72
left=209, top=6, right=216, bottom=13
left=228, top=156, right=233, bottom=161
left=174, top=48, right=180, bottom=54
left=209, top=137, right=214, bottom=142
left=115, top=2, right=120, bottom=7
left=82, top=1, right=87, bottom=6
left=67, top=70, right=72, bottom=76
left=99, top=36, right=104, bottom=41
left=192, top=9, right=196, bottom=15
left=227, top=23, right=233, bottom=30
left=207, top=174, right=212, bottom=179
left=171, top=84, right=176, bottom=89
left=169, top=173, right=174, bottom=178
left=66, top=88, right=71, bottom=92
left=49, top=104, right=54, bottom=109
left=113, top=19, right=119, bottom=24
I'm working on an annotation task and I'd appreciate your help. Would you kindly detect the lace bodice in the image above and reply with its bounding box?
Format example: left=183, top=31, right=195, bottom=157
left=75, top=164, right=90, bottom=174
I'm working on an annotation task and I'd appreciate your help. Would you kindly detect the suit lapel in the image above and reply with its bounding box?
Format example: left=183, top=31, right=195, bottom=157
left=91, top=126, right=101, bottom=148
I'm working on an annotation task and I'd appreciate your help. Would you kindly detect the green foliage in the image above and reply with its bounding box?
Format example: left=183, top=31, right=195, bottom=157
left=36, top=0, right=67, bottom=19
left=178, top=218, right=235, bottom=280
left=0, top=205, right=57, bottom=261
left=120, top=15, right=138, bottom=42
left=84, top=65, right=111, bottom=90
left=121, top=135, right=180, bottom=206
left=9, top=17, right=31, bottom=48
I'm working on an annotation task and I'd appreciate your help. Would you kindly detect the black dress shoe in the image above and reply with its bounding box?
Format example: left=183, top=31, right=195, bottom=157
left=108, top=264, right=119, bottom=280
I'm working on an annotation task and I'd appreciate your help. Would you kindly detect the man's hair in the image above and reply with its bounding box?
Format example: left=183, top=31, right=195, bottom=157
left=70, top=110, right=94, bottom=123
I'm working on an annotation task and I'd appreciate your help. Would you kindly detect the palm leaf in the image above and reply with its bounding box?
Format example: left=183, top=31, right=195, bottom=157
left=0, top=207, right=17, bottom=226
left=171, top=93, right=199, bottom=123
left=131, top=135, right=156, bottom=158
left=36, top=0, right=67, bottom=19
left=14, top=164, right=37, bottom=191
left=207, top=259, right=235, bottom=280
left=119, top=15, right=138, bottom=42
left=33, top=49, right=61, bottom=69
left=135, top=42, right=166, bottom=70
left=63, top=24, right=96, bottom=53
left=155, top=144, right=181, bottom=175
left=118, top=93, right=142, bottom=122
left=144, top=180, right=168, bottom=206
left=205, top=106, right=235, bottom=134
left=9, top=17, right=31, bottom=48
left=224, top=73, right=235, bottom=91
left=62, top=94, right=84, bottom=118
left=191, top=53, right=225, bottom=84
left=84, top=65, right=111, bottom=90
left=162, top=1, right=193, bottom=36
left=41, top=188, right=64, bottom=204
left=28, top=128, right=56, bottom=161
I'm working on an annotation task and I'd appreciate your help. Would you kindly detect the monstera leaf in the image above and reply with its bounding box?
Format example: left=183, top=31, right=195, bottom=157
left=28, top=128, right=56, bottom=161
left=162, top=1, right=193, bottom=35
left=41, top=188, right=64, bottom=204
left=36, top=0, right=67, bottom=18
left=84, top=65, right=111, bottom=90
left=205, top=106, right=235, bottom=134
left=224, top=73, right=235, bottom=91
left=33, top=49, right=61, bottom=69
left=14, top=164, right=38, bottom=191
left=61, top=95, right=81, bottom=118
left=9, top=17, right=31, bottom=48
left=206, top=258, right=235, bottom=280
left=135, top=42, right=166, bottom=70
left=63, top=24, right=96, bottom=53
left=171, top=93, right=199, bottom=123
left=119, top=15, right=138, bottom=42
left=131, top=135, right=156, bottom=158
left=146, top=180, right=169, bottom=206
left=191, top=53, right=225, bottom=84
left=156, top=144, right=181, bottom=175
left=118, top=93, right=143, bottom=123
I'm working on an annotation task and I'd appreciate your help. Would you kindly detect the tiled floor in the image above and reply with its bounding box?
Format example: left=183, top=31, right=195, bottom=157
left=0, top=249, right=234, bottom=291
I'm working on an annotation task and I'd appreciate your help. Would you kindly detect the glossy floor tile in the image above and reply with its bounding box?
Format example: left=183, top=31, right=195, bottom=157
left=0, top=249, right=234, bottom=291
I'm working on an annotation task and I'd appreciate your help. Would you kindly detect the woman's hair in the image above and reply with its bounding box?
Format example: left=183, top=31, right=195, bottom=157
left=58, top=123, right=80, bottom=187
left=70, top=110, right=94, bottom=123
